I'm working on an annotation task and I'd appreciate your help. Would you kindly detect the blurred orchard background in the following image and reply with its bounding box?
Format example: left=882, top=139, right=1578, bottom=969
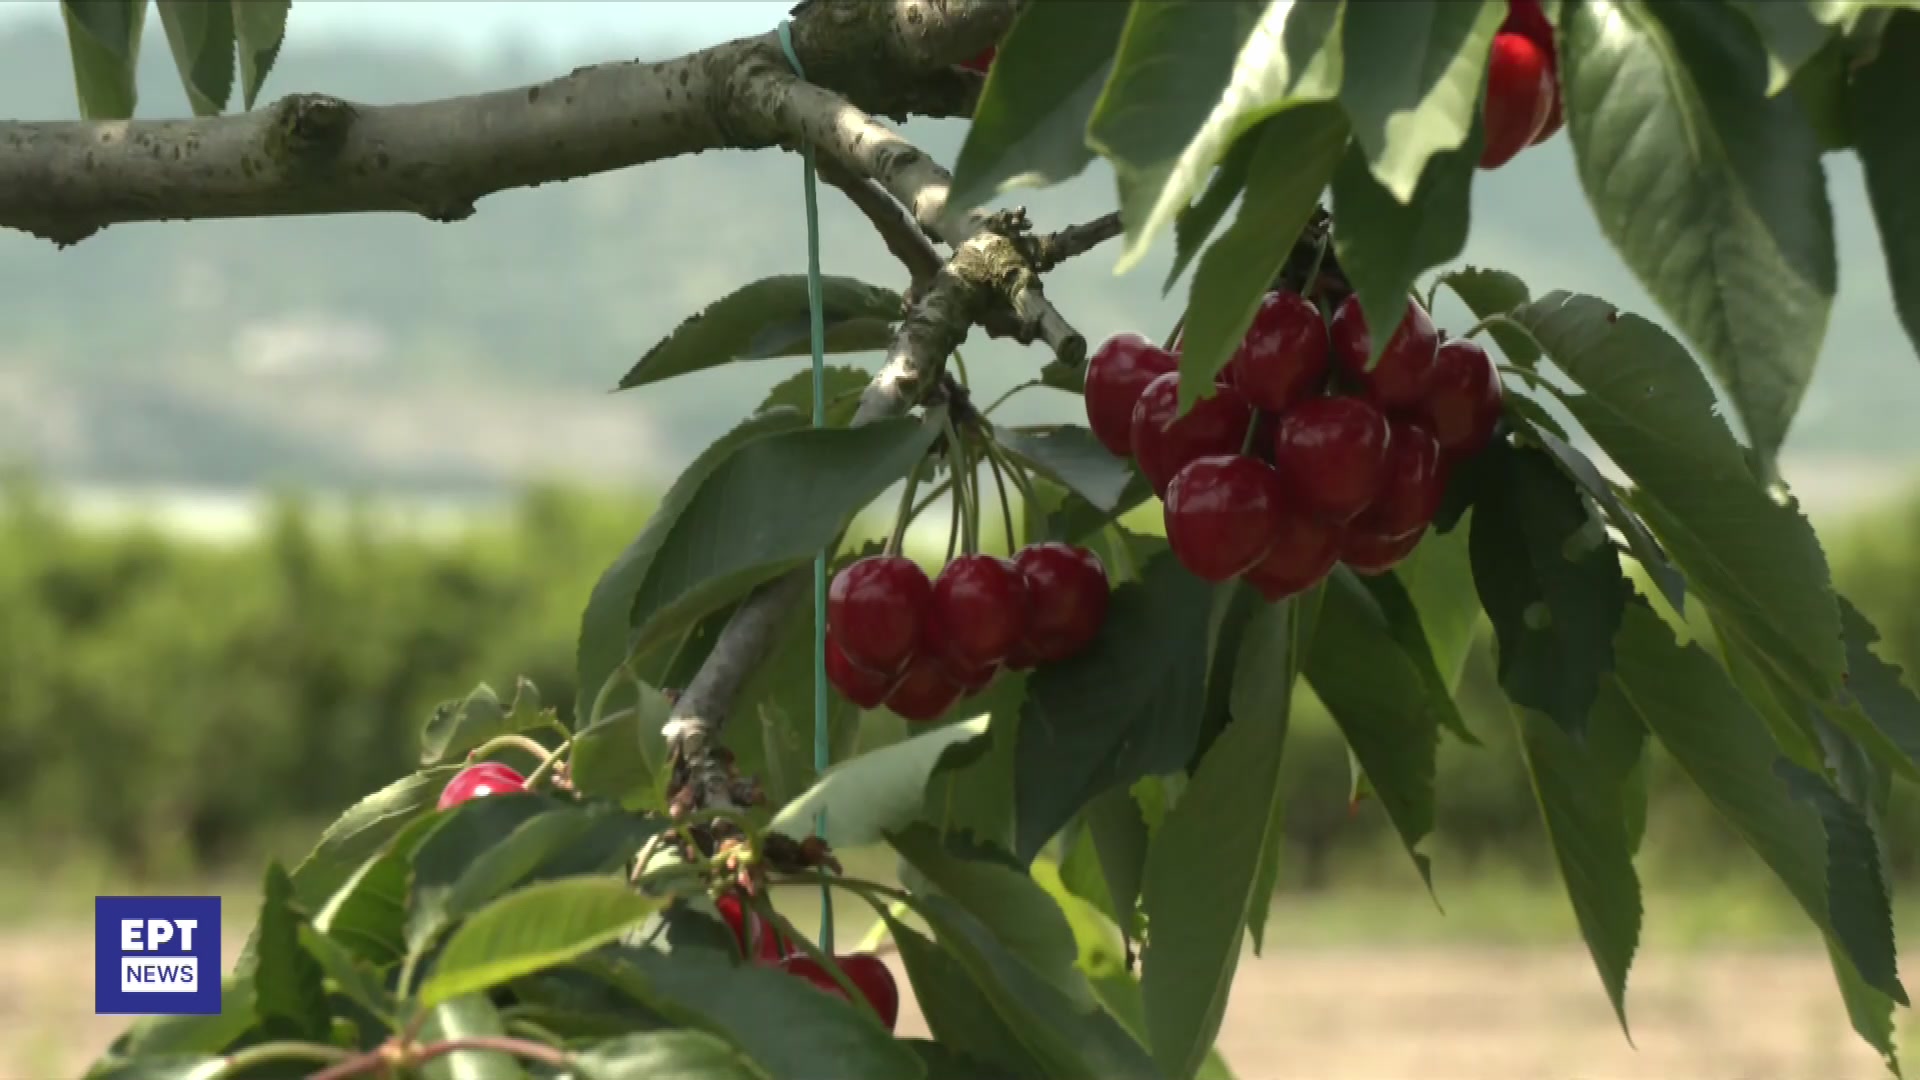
left=4, top=2, right=1920, bottom=1076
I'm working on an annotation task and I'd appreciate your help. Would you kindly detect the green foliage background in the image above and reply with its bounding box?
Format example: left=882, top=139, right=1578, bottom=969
left=10, top=472, right=1919, bottom=889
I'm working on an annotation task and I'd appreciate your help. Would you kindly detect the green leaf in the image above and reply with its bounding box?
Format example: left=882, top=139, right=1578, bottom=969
left=1303, top=569, right=1441, bottom=885
left=420, top=677, right=552, bottom=765
left=107, top=978, right=257, bottom=1058
left=297, top=925, right=393, bottom=1023
left=253, top=863, right=330, bottom=1041
left=1015, top=552, right=1214, bottom=860
left=1109, top=0, right=1345, bottom=274
left=309, top=811, right=447, bottom=966
left=1349, top=569, right=1477, bottom=744
left=755, top=365, right=871, bottom=428
left=921, top=678, right=1024, bottom=852
left=946, top=0, right=1131, bottom=219
left=1435, top=266, right=1538, bottom=367
left=1609, top=602, right=1908, bottom=1051
left=1388, top=519, right=1479, bottom=690
left=1142, top=601, right=1295, bottom=1079
left=1852, top=10, right=1920, bottom=364
left=886, top=918, right=1047, bottom=1078
left=418, top=878, right=664, bottom=1009
left=1775, top=760, right=1907, bottom=1004
left=155, top=0, right=234, bottom=116
left=229, top=0, right=287, bottom=109
left=1560, top=1, right=1837, bottom=468
left=1517, top=421, right=1687, bottom=615
left=569, top=677, right=674, bottom=810
left=1330, top=113, right=1480, bottom=368
left=582, top=948, right=922, bottom=1080
left=416, top=994, right=525, bottom=1080
left=403, top=794, right=565, bottom=955
left=769, top=715, right=990, bottom=849
left=573, top=1032, right=769, bottom=1080
left=1176, top=103, right=1348, bottom=412
left=61, top=0, right=146, bottom=119
left=899, top=892, right=1160, bottom=1080
left=1729, top=0, right=1842, bottom=94
left=617, top=277, right=902, bottom=391
left=1087, top=1, right=1264, bottom=258
left=284, top=767, right=460, bottom=917
left=1838, top=597, right=1920, bottom=773
left=1083, top=784, right=1152, bottom=941
left=1336, top=0, right=1503, bottom=203
left=1469, top=441, right=1630, bottom=738
left=1164, top=132, right=1254, bottom=294
left=890, top=825, right=1091, bottom=1007
left=729, top=572, right=871, bottom=808
left=1510, top=292, right=1845, bottom=703
left=993, top=424, right=1136, bottom=515
left=1512, top=690, right=1644, bottom=1033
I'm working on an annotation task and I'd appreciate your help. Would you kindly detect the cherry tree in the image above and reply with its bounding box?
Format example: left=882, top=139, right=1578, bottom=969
left=10, top=0, right=1920, bottom=1077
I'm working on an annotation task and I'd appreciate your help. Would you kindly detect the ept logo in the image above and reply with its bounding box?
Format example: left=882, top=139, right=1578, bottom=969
left=95, top=896, right=222, bottom=1015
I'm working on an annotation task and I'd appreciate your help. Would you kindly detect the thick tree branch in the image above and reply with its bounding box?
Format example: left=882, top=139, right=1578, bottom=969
left=0, top=0, right=1004, bottom=245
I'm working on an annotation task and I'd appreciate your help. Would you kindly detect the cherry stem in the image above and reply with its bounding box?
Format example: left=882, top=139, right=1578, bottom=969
left=1460, top=312, right=1551, bottom=361
left=944, top=413, right=979, bottom=557
left=1162, top=315, right=1185, bottom=352
left=944, top=473, right=962, bottom=565
left=1239, top=412, right=1262, bottom=456
left=985, top=438, right=1044, bottom=545
left=887, top=451, right=931, bottom=556
left=909, top=477, right=952, bottom=521
left=747, top=891, right=886, bottom=1026
left=465, top=734, right=553, bottom=767
left=982, top=441, right=1018, bottom=554
left=1299, top=229, right=1331, bottom=301
left=982, top=378, right=1043, bottom=416
left=520, top=736, right=573, bottom=790
left=951, top=347, right=972, bottom=388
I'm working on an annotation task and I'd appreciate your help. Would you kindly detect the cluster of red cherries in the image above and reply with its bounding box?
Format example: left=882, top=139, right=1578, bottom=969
left=1480, top=0, right=1564, bottom=169
left=825, top=541, right=1109, bottom=720
left=1085, top=289, right=1503, bottom=599
left=715, top=890, right=901, bottom=1030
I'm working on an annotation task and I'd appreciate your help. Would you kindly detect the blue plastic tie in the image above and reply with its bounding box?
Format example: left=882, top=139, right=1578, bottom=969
left=775, top=19, right=834, bottom=956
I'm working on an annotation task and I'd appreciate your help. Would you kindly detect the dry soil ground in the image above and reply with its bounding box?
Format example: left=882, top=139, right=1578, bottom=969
left=5, top=926, right=1903, bottom=1080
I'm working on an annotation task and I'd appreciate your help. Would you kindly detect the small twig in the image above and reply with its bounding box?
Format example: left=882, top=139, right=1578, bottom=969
left=1028, top=211, right=1125, bottom=271
left=816, top=157, right=942, bottom=283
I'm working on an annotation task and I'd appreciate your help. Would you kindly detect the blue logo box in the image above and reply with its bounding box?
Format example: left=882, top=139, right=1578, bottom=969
left=95, top=896, right=223, bottom=1015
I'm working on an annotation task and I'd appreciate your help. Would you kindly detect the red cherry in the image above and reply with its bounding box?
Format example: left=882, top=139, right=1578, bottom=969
left=1501, top=0, right=1555, bottom=56
left=778, top=953, right=901, bottom=1031
left=945, top=658, right=999, bottom=695
left=825, top=635, right=897, bottom=708
left=1351, top=420, right=1446, bottom=538
left=885, top=652, right=966, bottom=722
left=1013, top=543, right=1109, bottom=662
left=1271, top=396, right=1393, bottom=522
left=838, top=953, right=901, bottom=1031
left=1329, top=295, right=1441, bottom=410
left=1417, top=339, right=1504, bottom=458
left=715, top=891, right=751, bottom=954
left=1131, top=372, right=1256, bottom=497
left=1243, top=512, right=1343, bottom=602
left=827, top=556, right=932, bottom=677
left=714, top=892, right=793, bottom=963
left=1164, top=455, right=1285, bottom=582
left=1084, top=333, right=1179, bottom=457
left=1479, top=32, right=1555, bottom=170
left=1227, top=290, right=1330, bottom=413
left=961, top=45, right=996, bottom=74
left=1342, top=527, right=1426, bottom=576
left=437, top=762, right=527, bottom=810
left=929, top=555, right=1030, bottom=670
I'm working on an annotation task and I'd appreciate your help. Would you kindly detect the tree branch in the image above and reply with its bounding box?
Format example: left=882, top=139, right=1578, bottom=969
left=0, top=1, right=1005, bottom=245
left=817, top=157, right=943, bottom=284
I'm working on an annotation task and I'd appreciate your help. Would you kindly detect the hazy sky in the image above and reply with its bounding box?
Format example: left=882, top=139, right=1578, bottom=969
left=0, top=2, right=792, bottom=59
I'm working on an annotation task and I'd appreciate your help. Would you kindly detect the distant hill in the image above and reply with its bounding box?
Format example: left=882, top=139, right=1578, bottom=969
left=1, top=20, right=1917, bottom=507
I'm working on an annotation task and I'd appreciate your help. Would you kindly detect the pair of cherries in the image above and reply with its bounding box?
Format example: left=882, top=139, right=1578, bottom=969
left=715, top=891, right=900, bottom=1030
left=825, top=542, right=1108, bottom=720
left=1085, top=288, right=1503, bottom=597
left=1481, top=0, right=1564, bottom=169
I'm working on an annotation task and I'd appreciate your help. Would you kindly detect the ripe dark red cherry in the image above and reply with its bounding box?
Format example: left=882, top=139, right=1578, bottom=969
left=1131, top=372, right=1256, bottom=497
left=1271, top=395, right=1393, bottom=522
left=1500, top=0, right=1563, bottom=145
left=1085, top=333, right=1179, bottom=457
left=1013, top=543, right=1109, bottom=662
left=1342, top=527, right=1426, bottom=576
left=944, top=658, right=998, bottom=695
left=1417, top=339, right=1504, bottom=458
left=778, top=953, right=901, bottom=1031
left=1164, top=455, right=1286, bottom=582
left=1479, top=31, right=1555, bottom=169
left=714, top=891, right=791, bottom=964
left=1351, top=420, right=1446, bottom=538
left=1243, top=512, right=1343, bottom=602
left=884, top=653, right=966, bottom=722
left=825, top=635, right=896, bottom=708
left=1227, top=290, right=1330, bottom=413
left=1329, top=295, right=1441, bottom=410
left=437, top=762, right=527, bottom=810
left=929, top=555, right=1030, bottom=670
left=827, top=556, right=932, bottom=677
